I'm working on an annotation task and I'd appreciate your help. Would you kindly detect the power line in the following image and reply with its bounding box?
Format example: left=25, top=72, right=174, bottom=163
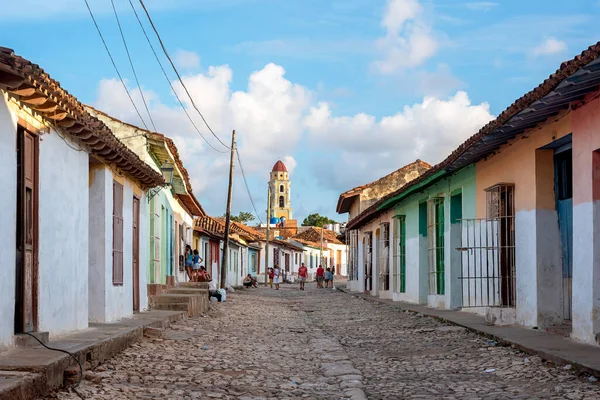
left=236, top=148, right=264, bottom=225
left=137, top=0, right=231, bottom=151
left=83, top=0, right=150, bottom=131
left=111, top=0, right=156, bottom=132
left=127, top=0, right=228, bottom=154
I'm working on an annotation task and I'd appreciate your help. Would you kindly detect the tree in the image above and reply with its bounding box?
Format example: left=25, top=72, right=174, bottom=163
left=223, top=211, right=255, bottom=224
left=302, top=213, right=336, bottom=227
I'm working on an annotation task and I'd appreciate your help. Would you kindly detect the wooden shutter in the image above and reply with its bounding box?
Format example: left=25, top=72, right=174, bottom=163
left=112, top=181, right=124, bottom=285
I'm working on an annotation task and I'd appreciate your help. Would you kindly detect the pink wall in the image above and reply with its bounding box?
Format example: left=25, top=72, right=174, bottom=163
left=572, top=93, right=600, bottom=205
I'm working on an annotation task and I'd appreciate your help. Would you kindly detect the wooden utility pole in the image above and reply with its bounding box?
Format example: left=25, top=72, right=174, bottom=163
left=320, top=226, right=324, bottom=266
left=264, top=184, right=271, bottom=286
left=221, top=130, right=236, bottom=289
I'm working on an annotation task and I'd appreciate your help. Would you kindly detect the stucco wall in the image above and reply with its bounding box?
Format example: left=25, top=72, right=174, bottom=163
left=89, top=166, right=148, bottom=323
left=0, top=95, right=18, bottom=348
left=390, top=166, right=476, bottom=309
left=475, top=117, right=570, bottom=328
left=38, top=129, right=89, bottom=335
left=571, top=94, right=600, bottom=345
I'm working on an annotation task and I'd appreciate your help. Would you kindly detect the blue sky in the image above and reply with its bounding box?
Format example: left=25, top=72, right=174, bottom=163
left=2, top=0, right=600, bottom=223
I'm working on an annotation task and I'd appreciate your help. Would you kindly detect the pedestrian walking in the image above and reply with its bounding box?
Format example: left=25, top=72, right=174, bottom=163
left=298, top=262, right=308, bottom=291
left=324, top=267, right=332, bottom=288
left=273, top=266, right=281, bottom=290
left=331, top=265, right=336, bottom=285
left=268, top=268, right=274, bottom=288
left=316, top=265, right=325, bottom=288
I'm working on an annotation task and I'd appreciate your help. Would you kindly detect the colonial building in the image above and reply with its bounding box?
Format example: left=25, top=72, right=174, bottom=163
left=0, top=47, right=164, bottom=348
left=293, top=227, right=348, bottom=277
left=337, top=160, right=432, bottom=293
left=87, top=108, right=205, bottom=293
left=339, top=41, right=600, bottom=346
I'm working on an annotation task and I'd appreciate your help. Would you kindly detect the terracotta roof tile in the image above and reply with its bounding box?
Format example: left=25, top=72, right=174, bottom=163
left=293, top=226, right=343, bottom=245
left=0, top=47, right=164, bottom=188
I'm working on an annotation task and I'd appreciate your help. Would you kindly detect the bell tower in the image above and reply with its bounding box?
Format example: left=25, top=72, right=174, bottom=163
left=269, top=160, right=293, bottom=220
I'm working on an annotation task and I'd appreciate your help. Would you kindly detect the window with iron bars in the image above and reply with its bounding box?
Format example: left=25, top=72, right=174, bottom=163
left=379, top=222, right=390, bottom=291
left=427, top=198, right=445, bottom=295
left=347, top=230, right=359, bottom=281
left=364, top=232, right=373, bottom=291
left=273, top=248, right=280, bottom=268
left=459, top=184, right=515, bottom=308
left=393, top=216, right=407, bottom=293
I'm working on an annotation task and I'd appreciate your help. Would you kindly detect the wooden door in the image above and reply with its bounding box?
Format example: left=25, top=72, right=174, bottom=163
left=132, top=196, right=140, bottom=312
left=16, top=128, right=38, bottom=333
left=555, top=148, right=573, bottom=320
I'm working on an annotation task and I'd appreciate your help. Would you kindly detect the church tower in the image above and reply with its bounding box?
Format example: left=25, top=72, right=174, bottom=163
left=269, top=160, right=293, bottom=220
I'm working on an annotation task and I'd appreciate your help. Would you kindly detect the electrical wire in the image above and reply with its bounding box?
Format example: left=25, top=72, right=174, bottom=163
left=136, top=0, right=231, bottom=151
left=111, top=0, right=156, bottom=132
left=127, top=0, right=228, bottom=153
left=84, top=0, right=150, bottom=131
left=235, top=148, right=264, bottom=225
left=22, top=332, right=85, bottom=398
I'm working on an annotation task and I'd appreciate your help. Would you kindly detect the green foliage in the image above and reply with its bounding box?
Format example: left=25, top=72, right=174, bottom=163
left=301, top=213, right=336, bottom=227
left=223, top=211, right=255, bottom=224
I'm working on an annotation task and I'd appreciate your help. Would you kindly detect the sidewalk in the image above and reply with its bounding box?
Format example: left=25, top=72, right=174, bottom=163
left=0, top=310, right=185, bottom=400
left=338, top=288, right=600, bottom=378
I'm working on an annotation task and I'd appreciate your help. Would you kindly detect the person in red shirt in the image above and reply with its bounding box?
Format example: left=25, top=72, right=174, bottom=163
left=316, top=265, right=325, bottom=289
left=298, top=262, right=308, bottom=291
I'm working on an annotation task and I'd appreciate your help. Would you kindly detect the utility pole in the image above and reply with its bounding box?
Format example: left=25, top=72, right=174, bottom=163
left=221, top=130, right=236, bottom=289
left=264, top=184, right=271, bottom=286
left=320, top=227, right=323, bottom=266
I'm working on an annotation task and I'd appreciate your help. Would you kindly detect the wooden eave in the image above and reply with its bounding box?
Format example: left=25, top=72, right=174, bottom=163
left=0, top=47, right=164, bottom=189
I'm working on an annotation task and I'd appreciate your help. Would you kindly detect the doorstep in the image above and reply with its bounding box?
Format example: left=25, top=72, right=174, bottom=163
left=0, top=310, right=185, bottom=400
left=338, top=288, right=600, bottom=378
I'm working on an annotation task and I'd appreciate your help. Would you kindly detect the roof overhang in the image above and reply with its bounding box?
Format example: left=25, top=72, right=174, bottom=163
left=336, top=193, right=359, bottom=214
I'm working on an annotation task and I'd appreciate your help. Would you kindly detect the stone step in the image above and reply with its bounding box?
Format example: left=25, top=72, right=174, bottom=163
left=13, top=332, right=49, bottom=348
left=177, top=282, right=210, bottom=290
left=150, top=294, right=197, bottom=304
left=151, top=303, right=191, bottom=313
left=168, top=288, right=209, bottom=295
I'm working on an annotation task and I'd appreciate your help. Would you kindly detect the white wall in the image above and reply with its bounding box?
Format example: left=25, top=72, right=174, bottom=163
left=0, top=94, right=17, bottom=348
left=38, top=129, right=89, bottom=335
left=89, top=166, right=147, bottom=323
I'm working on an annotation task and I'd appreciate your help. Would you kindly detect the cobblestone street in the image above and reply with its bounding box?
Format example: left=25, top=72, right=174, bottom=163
left=48, top=283, right=599, bottom=400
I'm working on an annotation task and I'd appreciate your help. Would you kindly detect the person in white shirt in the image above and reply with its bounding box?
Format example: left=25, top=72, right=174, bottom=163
left=273, top=266, right=281, bottom=290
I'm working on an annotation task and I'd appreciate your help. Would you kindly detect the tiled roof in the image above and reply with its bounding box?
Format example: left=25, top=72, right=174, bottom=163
left=195, top=217, right=265, bottom=242
left=346, top=40, right=600, bottom=231
left=272, top=160, right=287, bottom=172
left=85, top=106, right=205, bottom=217
left=336, top=159, right=431, bottom=213
left=293, top=226, right=344, bottom=245
left=0, top=47, right=164, bottom=188
left=292, top=237, right=329, bottom=250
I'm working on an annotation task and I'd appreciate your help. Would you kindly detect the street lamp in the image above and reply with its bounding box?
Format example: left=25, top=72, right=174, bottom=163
left=147, top=159, right=175, bottom=202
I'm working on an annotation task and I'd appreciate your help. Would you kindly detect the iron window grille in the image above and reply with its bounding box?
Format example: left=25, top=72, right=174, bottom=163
left=427, top=197, right=445, bottom=295
left=393, top=216, right=407, bottom=293
left=459, top=184, right=516, bottom=308
left=379, top=222, right=391, bottom=291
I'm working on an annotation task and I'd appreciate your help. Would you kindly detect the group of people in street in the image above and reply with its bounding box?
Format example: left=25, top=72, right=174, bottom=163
left=267, top=267, right=281, bottom=290
left=184, top=245, right=222, bottom=301
left=315, top=264, right=335, bottom=289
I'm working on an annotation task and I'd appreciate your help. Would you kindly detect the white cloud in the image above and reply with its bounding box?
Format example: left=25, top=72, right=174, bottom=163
left=93, top=63, right=309, bottom=215
left=372, top=0, right=439, bottom=73
left=532, top=38, right=568, bottom=57
left=174, top=49, right=201, bottom=70
left=304, top=91, right=494, bottom=191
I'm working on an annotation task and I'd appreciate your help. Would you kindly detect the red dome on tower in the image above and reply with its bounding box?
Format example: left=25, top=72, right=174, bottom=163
left=272, top=160, right=288, bottom=172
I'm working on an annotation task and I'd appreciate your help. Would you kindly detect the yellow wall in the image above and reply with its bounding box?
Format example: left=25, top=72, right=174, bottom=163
left=475, top=114, right=571, bottom=217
